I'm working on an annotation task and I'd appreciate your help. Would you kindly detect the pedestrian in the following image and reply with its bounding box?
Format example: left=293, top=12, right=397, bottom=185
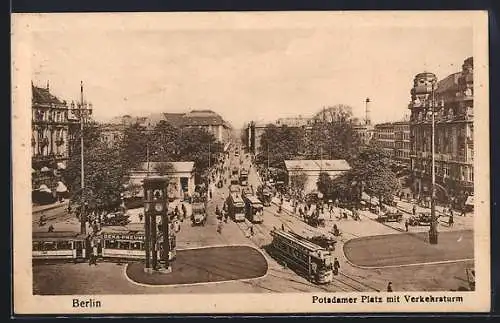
left=92, top=244, right=98, bottom=266
left=387, top=282, right=393, bottom=292
left=139, top=213, right=144, bottom=222
left=250, top=224, right=254, bottom=236
left=48, top=224, right=54, bottom=232
left=174, top=206, right=179, bottom=218
left=448, top=215, right=454, bottom=228
left=217, top=220, right=223, bottom=234
left=333, top=257, right=340, bottom=275
left=281, top=223, right=285, bottom=231
left=333, top=224, right=340, bottom=237
left=405, top=220, right=409, bottom=232
left=412, top=204, right=416, bottom=216
left=182, top=203, right=187, bottom=219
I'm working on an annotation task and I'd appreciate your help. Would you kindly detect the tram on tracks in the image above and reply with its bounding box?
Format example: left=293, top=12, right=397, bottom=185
left=244, top=195, right=264, bottom=223
left=269, top=228, right=334, bottom=284
left=227, top=192, right=246, bottom=222
left=32, top=231, right=87, bottom=261
left=98, top=228, right=176, bottom=261
left=32, top=229, right=176, bottom=262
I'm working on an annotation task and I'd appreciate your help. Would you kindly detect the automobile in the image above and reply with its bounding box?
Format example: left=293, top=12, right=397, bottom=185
left=376, top=210, right=403, bottom=223
left=408, top=212, right=434, bottom=226
left=191, top=203, right=207, bottom=226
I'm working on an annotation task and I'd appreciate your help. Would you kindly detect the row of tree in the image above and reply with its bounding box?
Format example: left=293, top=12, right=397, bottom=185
left=63, top=120, right=223, bottom=213
left=256, top=105, right=400, bottom=203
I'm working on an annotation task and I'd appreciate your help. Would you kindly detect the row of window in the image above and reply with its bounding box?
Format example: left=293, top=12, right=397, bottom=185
left=412, top=163, right=474, bottom=182
left=33, top=109, right=68, bottom=123
left=273, top=239, right=309, bottom=265
left=33, top=241, right=74, bottom=251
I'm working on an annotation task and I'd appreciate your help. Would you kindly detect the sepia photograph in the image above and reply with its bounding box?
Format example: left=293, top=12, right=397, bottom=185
left=12, top=11, right=490, bottom=314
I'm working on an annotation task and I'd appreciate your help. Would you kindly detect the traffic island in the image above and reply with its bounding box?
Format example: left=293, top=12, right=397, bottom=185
left=126, top=245, right=268, bottom=285
left=343, top=230, right=474, bottom=268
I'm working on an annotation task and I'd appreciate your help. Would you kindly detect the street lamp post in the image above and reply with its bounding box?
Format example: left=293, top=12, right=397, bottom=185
left=77, top=81, right=92, bottom=235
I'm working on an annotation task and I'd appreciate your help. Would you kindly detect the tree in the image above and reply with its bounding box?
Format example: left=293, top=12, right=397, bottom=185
left=121, top=122, right=150, bottom=171
left=149, top=121, right=180, bottom=162
left=289, top=169, right=308, bottom=194
left=176, top=127, right=220, bottom=180
left=346, top=146, right=401, bottom=203
left=316, top=172, right=333, bottom=197
left=305, top=105, right=361, bottom=162
left=258, top=124, right=305, bottom=168
left=65, top=132, right=129, bottom=213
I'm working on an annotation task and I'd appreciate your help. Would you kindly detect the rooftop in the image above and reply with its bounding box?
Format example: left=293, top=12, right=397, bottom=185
left=285, top=159, right=351, bottom=172
left=436, top=72, right=461, bottom=95
left=183, top=110, right=227, bottom=127
left=32, top=84, right=65, bottom=105
left=137, top=161, right=195, bottom=173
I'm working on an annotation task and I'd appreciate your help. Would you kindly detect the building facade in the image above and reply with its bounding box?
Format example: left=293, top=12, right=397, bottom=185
left=408, top=57, right=474, bottom=203
left=352, top=123, right=374, bottom=146
left=107, top=110, right=232, bottom=145
left=181, top=110, right=232, bottom=144
left=393, top=121, right=411, bottom=167
left=31, top=83, right=84, bottom=190
left=284, top=159, right=351, bottom=194
left=128, top=162, right=195, bottom=199
left=373, top=122, right=395, bottom=157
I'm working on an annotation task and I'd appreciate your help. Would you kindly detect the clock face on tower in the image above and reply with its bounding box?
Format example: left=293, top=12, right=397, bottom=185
left=154, top=202, right=164, bottom=212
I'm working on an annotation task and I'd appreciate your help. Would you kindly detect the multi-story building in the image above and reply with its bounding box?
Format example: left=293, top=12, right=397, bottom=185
left=108, top=110, right=232, bottom=145
left=31, top=83, right=76, bottom=190
left=393, top=120, right=411, bottom=167
left=32, top=82, right=93, bottom=194
left=181, top=110, right=232, bottom=144
left=352, top=123, right=374, bottom=146
left=408, top=57, right=474, bottom=203
left=373, top=122, right=395, bottom=157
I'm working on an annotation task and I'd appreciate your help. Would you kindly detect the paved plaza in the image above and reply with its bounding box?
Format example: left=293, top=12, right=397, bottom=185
left=126, top=246, right=268, bottom=285
left=32, top=147, right=476, bottom=294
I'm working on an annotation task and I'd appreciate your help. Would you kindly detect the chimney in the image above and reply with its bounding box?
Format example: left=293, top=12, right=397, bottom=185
left=365, top=97, right=371, bottom=126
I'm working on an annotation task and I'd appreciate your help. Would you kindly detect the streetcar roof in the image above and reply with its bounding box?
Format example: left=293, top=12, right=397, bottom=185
left=100, top=227, right=145, bottom=235
left=245, top=196, right=263, bottom=204
left=272, top=229, right=325, bottom=252
left=33, top=231, right=86, bottom=241
left=230, top=193, right=244, bottom=201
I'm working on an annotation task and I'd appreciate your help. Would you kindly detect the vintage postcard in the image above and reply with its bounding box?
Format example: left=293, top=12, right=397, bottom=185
left=12, top=11, right=490, bottom=314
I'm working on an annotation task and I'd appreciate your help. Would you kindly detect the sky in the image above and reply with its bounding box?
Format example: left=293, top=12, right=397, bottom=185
left=28, top=12, right=473, bottom=129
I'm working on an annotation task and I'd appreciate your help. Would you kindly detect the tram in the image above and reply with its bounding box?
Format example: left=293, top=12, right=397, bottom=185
left=244, top=195, right=264, bottom=223
left=239, top=169, right=249, bottom=186
left=227, top=192, right=246, bottom=222
left=269, top=228, right=334, bottom=284
left=99, top=229, right=176, bottom=261
left=32, top=231, right=87, bottom=261
left=32, top=230, right=176, bottom=262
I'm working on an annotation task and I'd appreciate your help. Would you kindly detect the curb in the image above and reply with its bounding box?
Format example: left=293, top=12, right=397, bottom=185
left=33, top=201, right=69, bottom=214
left=122, top=244, right=270, bottom=288
left=341, top=231, right=475, bottom=270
